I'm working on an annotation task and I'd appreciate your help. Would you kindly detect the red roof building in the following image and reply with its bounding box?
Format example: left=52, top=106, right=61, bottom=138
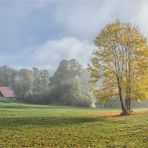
left=0, top=87, right=16, bottom=98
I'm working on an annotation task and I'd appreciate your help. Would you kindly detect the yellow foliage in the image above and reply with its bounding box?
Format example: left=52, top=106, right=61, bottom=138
left=89, top=20, right=148, bottom=103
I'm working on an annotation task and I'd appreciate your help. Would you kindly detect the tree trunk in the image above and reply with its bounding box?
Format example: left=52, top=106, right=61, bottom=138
left=117, top=77, right=129, bottom=115
left=125, top=97, right=132, bottom=114
left=119, top=87, right=125, bottom=112
left=127, top=97, right=131, bottom=112
left=125, top=99, right=128, bottom=110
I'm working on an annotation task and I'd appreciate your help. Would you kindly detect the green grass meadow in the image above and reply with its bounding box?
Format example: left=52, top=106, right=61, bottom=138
left=0, top=97, right=148, bottom=147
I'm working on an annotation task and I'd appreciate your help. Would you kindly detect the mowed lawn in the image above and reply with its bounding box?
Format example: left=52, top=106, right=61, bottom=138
left=0, top=99, right=148, bottom=147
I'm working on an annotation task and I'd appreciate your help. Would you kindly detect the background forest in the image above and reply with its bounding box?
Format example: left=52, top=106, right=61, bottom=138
left=0, top=59, right=95, bottom=107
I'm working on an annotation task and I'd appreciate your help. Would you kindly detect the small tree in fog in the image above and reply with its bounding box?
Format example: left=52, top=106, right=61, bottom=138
left=49, top=59, right=82, bottom=105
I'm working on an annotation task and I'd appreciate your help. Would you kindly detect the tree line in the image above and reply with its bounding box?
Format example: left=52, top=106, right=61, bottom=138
left=0, top=59, right=95, bottom=107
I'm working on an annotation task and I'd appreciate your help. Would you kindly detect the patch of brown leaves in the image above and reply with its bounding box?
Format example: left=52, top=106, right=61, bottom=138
left=90, top=110, right=148, bottom=118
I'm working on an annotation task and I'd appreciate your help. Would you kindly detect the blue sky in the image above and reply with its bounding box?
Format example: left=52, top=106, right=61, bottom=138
left=0, top=0, right=148, bottom=71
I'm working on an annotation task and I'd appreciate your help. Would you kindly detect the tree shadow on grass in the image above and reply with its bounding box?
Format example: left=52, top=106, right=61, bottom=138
left=0, top=115, right=107, bottom=128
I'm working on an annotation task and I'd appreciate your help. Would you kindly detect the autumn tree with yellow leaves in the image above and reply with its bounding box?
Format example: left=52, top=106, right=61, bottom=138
left=88, top=20, right=148, bottom=115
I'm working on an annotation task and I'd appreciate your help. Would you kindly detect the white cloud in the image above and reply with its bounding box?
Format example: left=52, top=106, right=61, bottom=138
left=53, top=1, right=114, bottom=39
left=31, top=37, right=97, bottom=70
left=0, top=37, right=96, bottom=71
left=1, top=0, right=148, bottom=71
left=131, top=0, right=148, bottom=36
left=53, top=0, right=148, bottom=39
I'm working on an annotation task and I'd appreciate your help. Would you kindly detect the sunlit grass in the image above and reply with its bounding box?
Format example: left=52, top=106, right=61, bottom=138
left=0, top=99, right=147, bottom=147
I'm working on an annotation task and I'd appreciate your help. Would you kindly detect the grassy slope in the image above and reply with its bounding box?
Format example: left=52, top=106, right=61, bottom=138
left=0, top=98, right=148, bottom=147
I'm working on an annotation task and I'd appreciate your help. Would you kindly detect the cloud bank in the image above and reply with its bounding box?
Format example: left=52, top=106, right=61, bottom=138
left=0, top=37, right=96, bottom=71
left=0, top=0, right=148, bottom=71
